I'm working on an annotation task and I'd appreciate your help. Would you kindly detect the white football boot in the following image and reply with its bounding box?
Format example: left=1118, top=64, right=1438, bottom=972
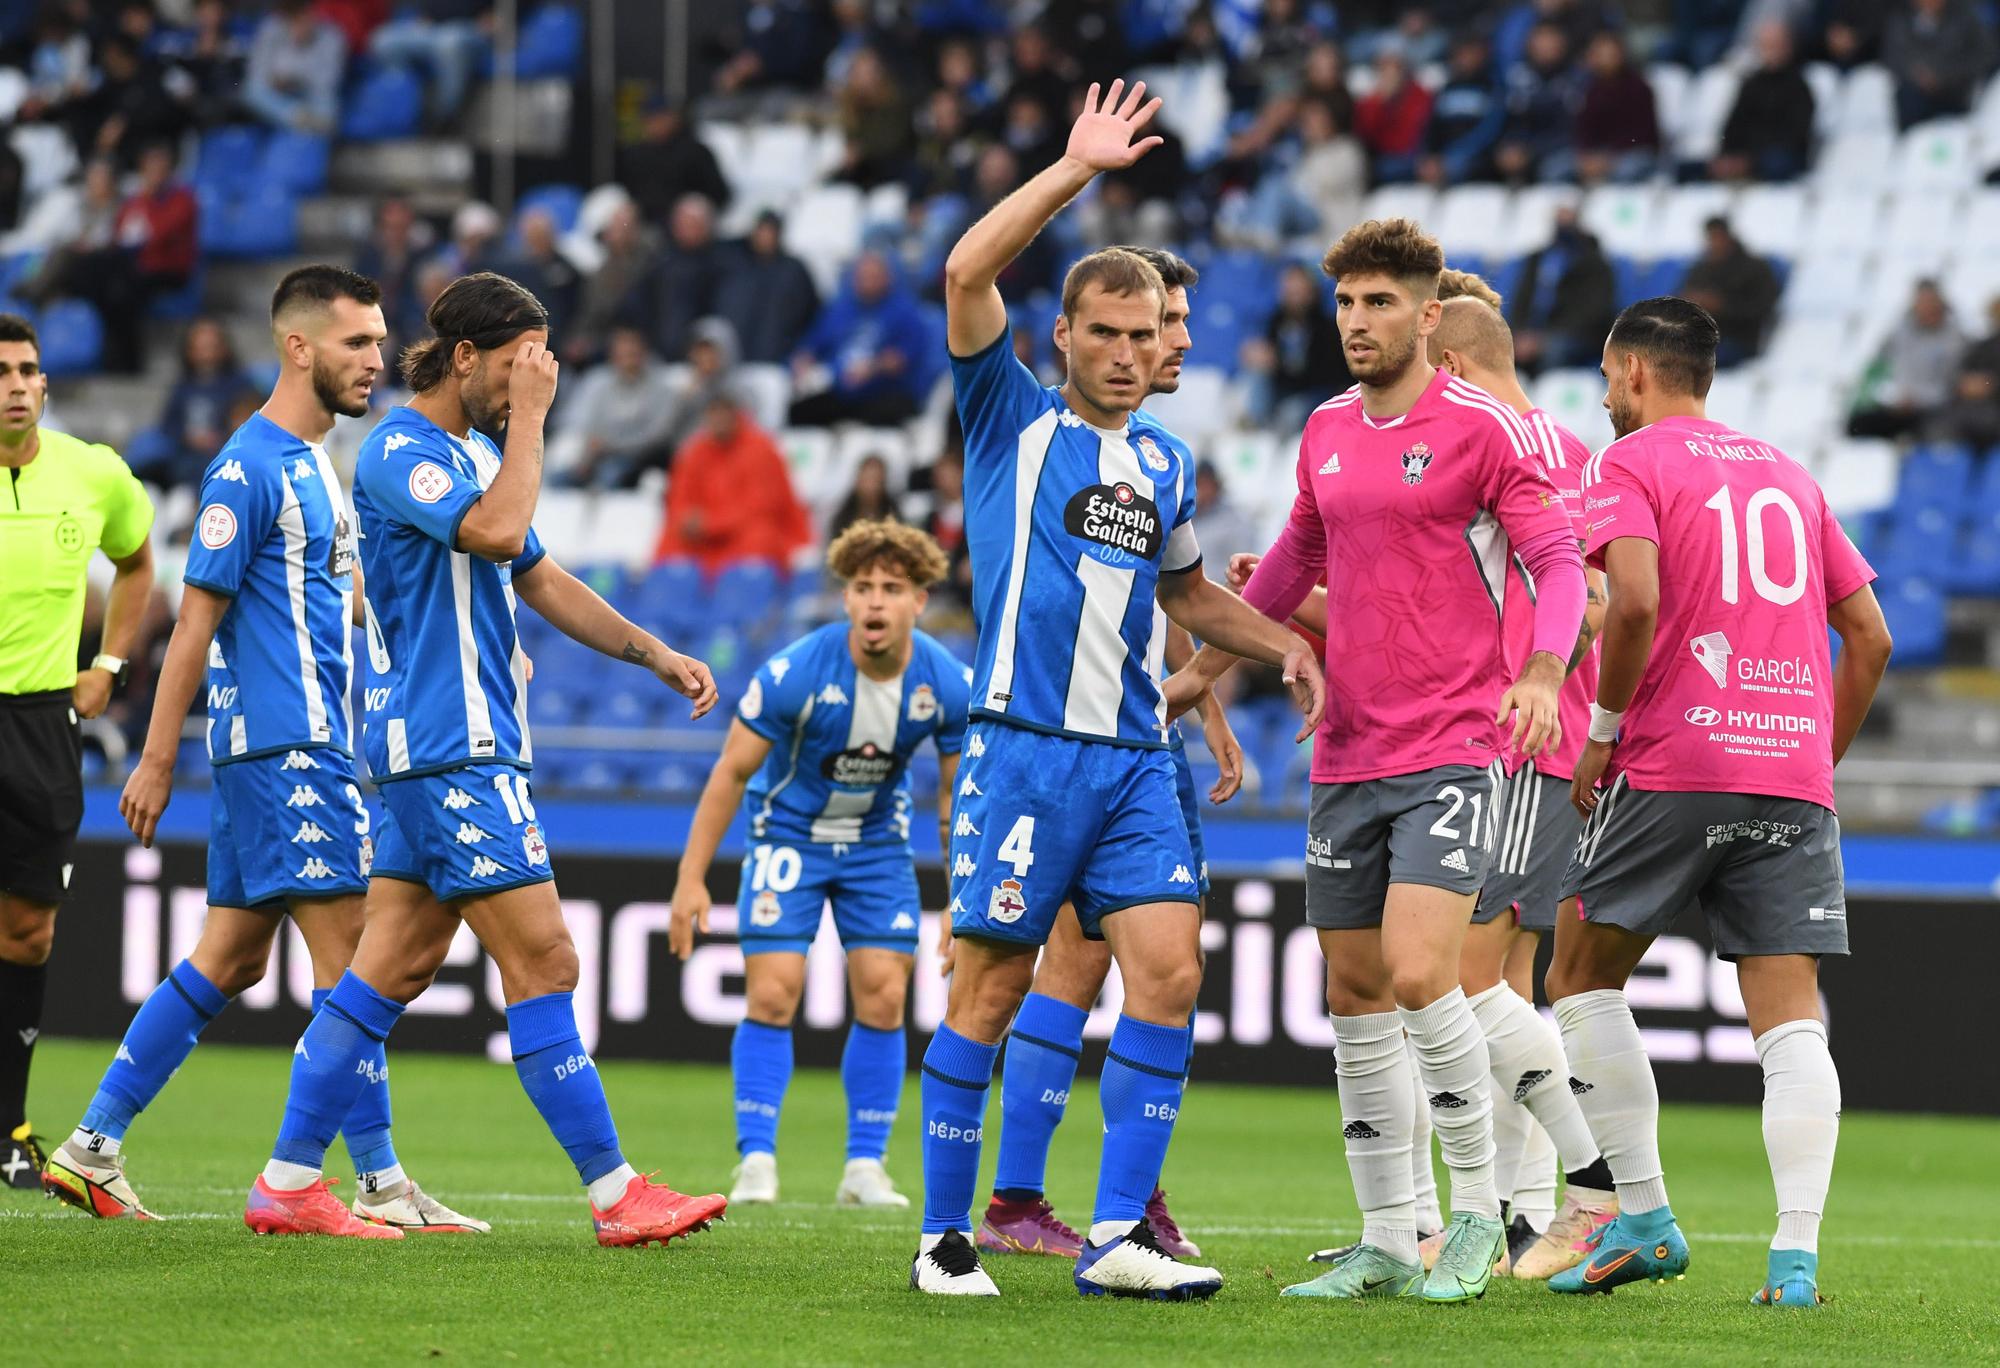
left=835, top=1157, right=910, bottom=1208
left=729, top=1150, right=779, bottom=1204
left=911, top=1230, right=1001, bottom=1295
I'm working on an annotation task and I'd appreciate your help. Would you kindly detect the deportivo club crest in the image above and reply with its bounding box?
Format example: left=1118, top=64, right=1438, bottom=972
left=1136, top=434, right=1171, bottom=472
left=1400, top=442, right=1434, bottom=485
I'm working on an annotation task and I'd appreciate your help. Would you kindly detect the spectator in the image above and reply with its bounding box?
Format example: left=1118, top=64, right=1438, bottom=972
left=117, top=142, right=199, bottom=292
left=552, top=325, right=684, bottom=489
left=59, top=33, right=189, bottom=162
left=569, top=201, right=659, bottom=363
left=1421, top=35, right=1505, bottom=186
left=1494, top=22, right=1582, bottom=184
left=908, top=87, right=979, bottom=199
left=618, top=98, right=730, bottom=223
left=1883, top=0, right=1996, bottom=129
left=933, top=36, right=994, bottom=116
left=710, top=0, right=831, bottom=95
left=1714, top=21, right=1816, bottom=182
left=913, top=446, right=970, bottom=619
left=1354, top=46, right=1433, bottom=181
left=714, top=209, right=820, bottom=365
left=654, top=390, right=814, bottom=574
left=999, top=91, right=1065, bottom=172
left=788, top=251, right=931, bottom=427
left=632, top=192, right=726, bottom=362
left=368, top=0, right=492, bottom=127
left=1191, top=463, right=1264, bottom=585
left=670, top=316, right=745, bottom=450
left=159, top=0, right=249, bottom=126
left=17, top=7, right=91, bottom=117
left=431, top=199, right=501, bottom=278
left=1290, top=96, right=1368, bottom=240
left=497, top=207, right=581, bottom=337
left=1572, top=32, right=1658, bottom=184
left=1933, top=295, right=2000, bottom=447
left=1508, top=204, right=1617, bottom=372
left=834, top=47, right=913, bottom=190
left=242, top=0, right=344, bottom=133
left=316, top=0, right=390, bottom=53
left=1002, top=25, right=1070, bottom=127
left=1849, top=279, right=1966, bottom=438
left=1084, top=121, right=1187, bottom=245
left=1679, top=218, right=1781, bottom=366
left=1818, top=0, right=1885, bottom=68
left=1243, top=261, right=1349, bottom=432
left=137, top=317, right=255, bottom=489
left=355, top=198, right=431, bottom=350
left=827, top=453, right=902, bottom=540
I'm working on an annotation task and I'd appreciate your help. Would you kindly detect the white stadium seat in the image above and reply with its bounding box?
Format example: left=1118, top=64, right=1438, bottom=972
left=1811, top=131, right=1896, bottom=192
left=1675, top=64, right=1740, bottom=162
left=1505, top=184, right=1581, bottom=258
left=1647, top=63, right=1691, bottom=151
left=1703, top=368, right=1761, bottom=432
left=1732, top=184, right=1805, bottom=259
left=1802, top=189, right=1886, bottom=257
left=1432, top=184, right=1513, bottom=260
left=1896, top=119, right=1976, bottom=192
left=1580, top=184, right=1661, bottom=260
left=1763, top=316, right=1861, bottom=385
left=529, top=489, right=591, bottom=565
left=733, top=363, right=792, bottom=435
left=1780, top=249, right=1868, bottom=324
left=782, top=184, right=866, bottom=296
left=1817, top=439, right=1899, bottom=517
left=1362, top=183, right=1438, bottom=228
left=1882, top=190, right=1967, bottom=263
left=1833, top=65, right=1897, bottom=137
left=1653, top=183, right=1736, bottom=259
left=1804, top=62, right=1842, bottom=142
left=834, top=425, right=915, bottom=492
left=1142, top=365, right=1234, bottom=442
left=776, top=427, right=840, bottom=512
left=578, top=491, right=664, bottom=571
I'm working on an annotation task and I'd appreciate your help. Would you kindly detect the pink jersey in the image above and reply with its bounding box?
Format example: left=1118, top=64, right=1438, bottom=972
left=1500, top=408, right=1598, bottom=781
left=1580, top=415, right=1875, bottom=809
left=1245, top=369, right=1579, bottom=784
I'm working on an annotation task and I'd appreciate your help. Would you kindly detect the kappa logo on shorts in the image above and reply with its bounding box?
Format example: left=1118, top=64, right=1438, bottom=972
left=454, top=822, right=486, bottom=845
left=281, top=750, right=320, bottom=770
left=468, top=855, right=504, bottom=878
left=891, top=912, right=917, bottom=931
left=965, top=733, right=986, bottom=758
left=296, top=858, right=335, bottom=880
left=959, top=774, right=982, bottom=797
left=1440, top=847, right=1470, bottom=873
left=286, top=785, right=325, bottom=808
left=988, top=878, right=1028, bottom=924
left=291, top=821, right=331, bottom=844
left=907, top=683, right=938, bottom=722
left=954, top=813, right=980, bottom=837
left=522, top=822, right=548, bottom=867
left=952, top=853, right=976, bottom=877
left=750, top=889, right=782, bottom=927
left=441, top=788, right=478, bottom=810
left=1170, top=865, right=1195, bottom=885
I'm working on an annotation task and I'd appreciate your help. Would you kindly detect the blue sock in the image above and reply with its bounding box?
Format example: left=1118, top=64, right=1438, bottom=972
left=272, top=971, right=404, bottom=1169
left=919, top=1025, right=998, bottom=1233
left=840, top=1021, right=905, bottom=1162
left=992, top=993, right=1086, bottom=1199
left=82, top=959, right=228, bottom=1141
left=1093, top=1015, right=1193, bottom=1227
left=1185, top=1007, right=1197, bottom=1082
left=730, top=1019, right=793, bottom=1157
left=315, top=987, right=397, bottom=1178
left=508, top=992, right=624, bottom=1185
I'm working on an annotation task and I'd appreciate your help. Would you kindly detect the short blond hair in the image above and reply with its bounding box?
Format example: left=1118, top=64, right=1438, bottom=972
left=1321, top=218, right=1444, bottom=296
left=827, top=519, right=950, bottom=587
left=1437, top=267, right=1503, bottom=311
left=1060, top=247, right=1166, bottom=319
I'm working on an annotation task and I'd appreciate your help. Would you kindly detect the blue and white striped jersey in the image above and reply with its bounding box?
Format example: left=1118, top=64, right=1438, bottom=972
left=737, top=622, right=971, bottom=845
left=183, top=413, right=356, bottom=765
left=950, top=326, right=1201, bottom=749
left=353, top=406, right=546, bottom=781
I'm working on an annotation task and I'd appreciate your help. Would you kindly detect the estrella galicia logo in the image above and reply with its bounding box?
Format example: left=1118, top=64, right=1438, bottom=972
left=1064, top=482, right=1162, bottom=564
left=821, top=741, right=902, bottom=788
left=1400, top=441, right=1435, bottom=485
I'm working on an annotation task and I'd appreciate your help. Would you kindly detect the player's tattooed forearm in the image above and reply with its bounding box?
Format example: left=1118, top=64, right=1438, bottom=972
left=622, top=641, right=651, bottom=666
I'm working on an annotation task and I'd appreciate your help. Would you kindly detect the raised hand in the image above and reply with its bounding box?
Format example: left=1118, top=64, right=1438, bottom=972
left=1064, top=79, right=1164, bottom=173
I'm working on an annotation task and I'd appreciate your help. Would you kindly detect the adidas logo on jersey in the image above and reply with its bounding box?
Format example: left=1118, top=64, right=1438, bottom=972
left=296, top=858, right=335, bottom=879
left=441, top=788, right=478, bottom=810
left=216, top=459, right=248, bottom=483
left=1342, top=1119, right=1380, bottom=1139
left=291, top=822, right=331, bottom=844
left=965, top=733, right=985, bottom=757
left=954, top=813, right=980, bottom=837
left=1440, top=847, right=1470, bottom=873
left=294, top=458, right=314, bottom=480
left=1514, top=1069, right=1553, bottom=1102
left=890, top=912, right=916, bottom=931
left=818, top=684, right=849, bottom=706
left=286, top=785, right=325, bottom=808
left=468, top=855, right=504, bottom=878
left=1170, top=865, right=1195, bottom=884
left=454, top=822, right=487, bottom=845
left=952, top=853, right=976, bottom=877
left=281, top=750, right=320, bottom=770
left=1318, top=451, right=1341, bottom=474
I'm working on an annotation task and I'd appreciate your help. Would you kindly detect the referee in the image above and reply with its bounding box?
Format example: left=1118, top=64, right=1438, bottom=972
left=0, top=313, right=154, bottom=1187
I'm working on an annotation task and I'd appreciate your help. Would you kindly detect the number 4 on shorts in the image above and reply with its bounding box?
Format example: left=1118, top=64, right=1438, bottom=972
left=998, top=816, right=1035, bottom=877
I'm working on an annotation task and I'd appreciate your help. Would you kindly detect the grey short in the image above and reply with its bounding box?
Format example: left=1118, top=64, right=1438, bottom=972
left=1305, top=763, right=1503, bottom=929
left=1557, top=776, right=1848, bottom=960
left=1475, top=769, right=1583, bottom=933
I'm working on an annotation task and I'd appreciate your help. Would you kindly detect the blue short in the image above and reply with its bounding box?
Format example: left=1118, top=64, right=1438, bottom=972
left=949, top=721, right=1198, bottom=946
left=735, top=839, right=921, bottom=956
left=208, top=747, right=371, bottom=908
left=1169, top=737, right=1210, bottom=896
left=371, top=764, right=554, bottom=904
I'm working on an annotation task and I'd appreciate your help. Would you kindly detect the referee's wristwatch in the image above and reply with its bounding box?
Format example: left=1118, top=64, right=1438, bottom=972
left=90, top=653, right=130, bottom=691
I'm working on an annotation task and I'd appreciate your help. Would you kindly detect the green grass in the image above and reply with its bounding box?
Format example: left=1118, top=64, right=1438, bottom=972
left=11, top=1038, right=1999, bottom=1366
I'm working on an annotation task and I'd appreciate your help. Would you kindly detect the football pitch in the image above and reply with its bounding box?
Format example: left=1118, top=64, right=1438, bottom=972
left=10, top=1039, right=1998, bottom=1366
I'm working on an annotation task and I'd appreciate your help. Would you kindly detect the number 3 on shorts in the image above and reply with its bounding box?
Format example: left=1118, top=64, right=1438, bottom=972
left=998, top=816, right=1036, bottom=877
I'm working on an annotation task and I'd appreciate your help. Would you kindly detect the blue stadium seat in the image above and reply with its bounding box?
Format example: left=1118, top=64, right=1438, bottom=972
left=0, top=254, right=34, bottom=296
left=37, top=300, right=103, bottom=376
left=711, top=561, right=785, bottom=625
left=1878, top=576, right=1946, bottom=666
left=258, top=130, right=333, bottom=196
left=512, top=5, right=584, bottom=79
left=640, top=754, right=711, bottom=797
left=1945, top=509, right=2000, bottom=594
left=123, top=426, right=179, bottom=482
left=196, top=126, right=267, bottom=192
left=633, top=558, right=705, bottom=636
left=226, top=187, right=301, bottom=258
left=149, top=266, right=205, bottom=320
left=1898, top=443, right=1974, bottom=509
left=515, top=183, right=584, bottom=235
left=527, top=686, right=575, bottom=727
left=340, top=65, right=425, bottom=141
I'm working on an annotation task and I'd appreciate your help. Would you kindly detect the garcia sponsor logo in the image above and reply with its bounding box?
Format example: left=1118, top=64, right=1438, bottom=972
left=1064, top=482, right=1162, bottom=561
left=821, top=741, right=902, bottom=788
left=1690, top=631, right=1732, bottom=687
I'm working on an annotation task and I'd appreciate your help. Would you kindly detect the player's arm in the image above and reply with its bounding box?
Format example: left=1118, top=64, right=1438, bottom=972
left=1827, top=583, right=1892, bottom=764
left=1165, top=621, right=1243, bottom=802
left=1570, top=536, right=1658, bottom=813
left=513, top=555, right=716, bottom=717
left=1158, top=568, right=1323, bottom=741
left=1491, top=458, right=1587, bottom=758
left=456, top=339, right=558, bottom=561
left=76, top=537, right=155, bottom=720
left=943, top=79, right=1162, bottom=356
left=1569, top=566, right=1607, bottom=675
left=1227, top=551, right=1327, bottom=636
left=669, top=720, right=772, bottom=959
left=118, top=584, right=230, bottom=847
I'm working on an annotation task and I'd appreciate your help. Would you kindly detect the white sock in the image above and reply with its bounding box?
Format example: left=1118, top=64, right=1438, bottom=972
left=1404, top=1033, right=1442, bottom=1231
left=355, top=1161, right=407, bottom=1198
left=1757, top=1018, right=1839, bottom=1255
left=1088, top=1219, right=1138, bottom=1245
left=1555, top=989, right=1668, bottom=1214
left=920, top=1229, right=975, bottom=1254
left=1512, top=1119, right=1558, bottom=1231
left=69, top=1126, right=119, bottom=1161
left=587, top=1162, right=639, bottom=1209
left=1489, top=1087, right=1530, bottom=1211
left=261, top=1158, right=321, bottom=1191
left=1332, top=1012, right=1419, bottom=1263
left=1470, top=982, right=1604, bottom=1176
left=1400, top=989, right=1500, bottom=1220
